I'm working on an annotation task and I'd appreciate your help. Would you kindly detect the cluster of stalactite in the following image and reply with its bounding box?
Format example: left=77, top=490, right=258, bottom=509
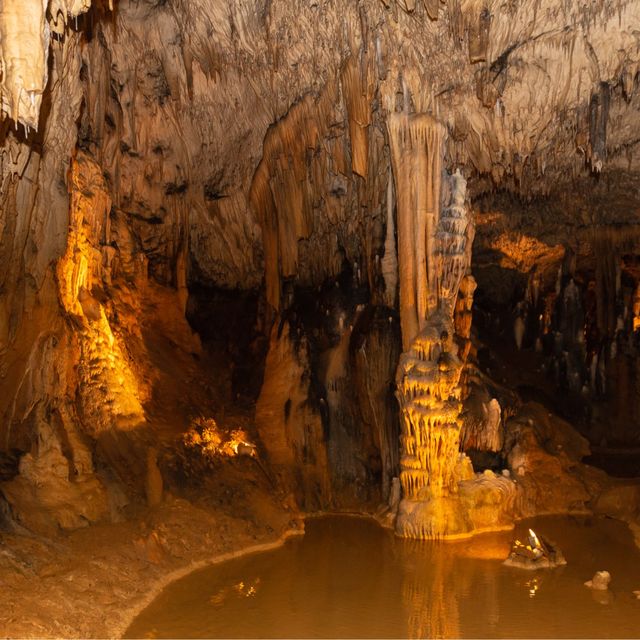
left=511, top=229, right=640, bottom=444
left=389, top=113, right=475, bottom=537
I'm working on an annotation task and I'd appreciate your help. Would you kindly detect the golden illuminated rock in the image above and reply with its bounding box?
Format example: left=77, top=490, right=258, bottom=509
left=57, top=152, right=147, bottom=434
left=389, top=113, right=515, bottom=539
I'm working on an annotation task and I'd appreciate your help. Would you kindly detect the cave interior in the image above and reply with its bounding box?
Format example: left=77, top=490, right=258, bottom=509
left=1, top=0, right=640, bottom=636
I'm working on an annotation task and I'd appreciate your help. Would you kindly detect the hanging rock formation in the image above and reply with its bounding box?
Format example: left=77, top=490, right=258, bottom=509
left=0, top=0, right=102, bottom=130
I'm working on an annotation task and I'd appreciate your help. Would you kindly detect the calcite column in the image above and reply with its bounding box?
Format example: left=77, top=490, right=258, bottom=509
left=388, top=113, right=475, bottom=539
left=388, top=113, right=445, bottom=350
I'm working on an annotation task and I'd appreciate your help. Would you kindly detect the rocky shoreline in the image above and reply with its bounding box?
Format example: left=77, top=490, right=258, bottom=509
left=0, top=489, right=297, bottom=639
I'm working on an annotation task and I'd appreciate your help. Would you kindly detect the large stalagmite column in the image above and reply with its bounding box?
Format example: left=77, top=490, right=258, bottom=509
left=388, top=113, right=484, bottom=539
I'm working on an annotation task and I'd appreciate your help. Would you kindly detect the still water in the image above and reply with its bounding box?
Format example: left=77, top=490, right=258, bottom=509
left=126, top=515, right=640, bottom=638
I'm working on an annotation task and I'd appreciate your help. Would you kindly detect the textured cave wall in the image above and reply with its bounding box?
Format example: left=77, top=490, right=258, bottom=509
left=255, top=273, right=402, bottom=511
left=0, top=27, right=85, bottom=499
left=1, top=0, right=640, bottom=528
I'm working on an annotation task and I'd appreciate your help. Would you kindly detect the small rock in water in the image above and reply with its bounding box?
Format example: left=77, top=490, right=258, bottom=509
left=503, top=529, right=566, bottom=569
left=585, top=571, right=611, bottom=590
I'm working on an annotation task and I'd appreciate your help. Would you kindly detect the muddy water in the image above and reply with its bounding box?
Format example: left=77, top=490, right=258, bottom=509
left=125, top=515, right=640, bottom=638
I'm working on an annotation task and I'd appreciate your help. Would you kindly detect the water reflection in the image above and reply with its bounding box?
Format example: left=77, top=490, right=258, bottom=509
left=209, top=578, right=261, bottom=606
left=396, top=530, right=516, bottom=638
left=397, top=539, right=460, bottom=639
left=126, top=515, right=640, bottom=639
left=525, top=576, right=540, bottom=598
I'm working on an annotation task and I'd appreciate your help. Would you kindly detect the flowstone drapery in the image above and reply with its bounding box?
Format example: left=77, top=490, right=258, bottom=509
left=0, top=0, right=103, bottom=129
left=388, top=113, right=514, bottom=539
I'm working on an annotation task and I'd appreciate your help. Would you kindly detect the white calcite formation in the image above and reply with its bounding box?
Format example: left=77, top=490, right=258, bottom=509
left=0, top=0, right=100, bottom=130
left=0, top=0, right=50, bottom=130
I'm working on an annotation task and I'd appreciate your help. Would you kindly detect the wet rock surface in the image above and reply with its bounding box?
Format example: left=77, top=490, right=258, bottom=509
left=0, top=469, right=295, bottom=639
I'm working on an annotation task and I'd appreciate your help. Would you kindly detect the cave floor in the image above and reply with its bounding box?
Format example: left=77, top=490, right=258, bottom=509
left=0, top=473, right=296, bottom=639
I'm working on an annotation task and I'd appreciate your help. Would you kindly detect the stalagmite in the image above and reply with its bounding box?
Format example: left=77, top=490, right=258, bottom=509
left=389, top=114, right=513, bottom=539
left=389, top=113, right=461, bottom=534
left=57, top=152, right=147, bottom=433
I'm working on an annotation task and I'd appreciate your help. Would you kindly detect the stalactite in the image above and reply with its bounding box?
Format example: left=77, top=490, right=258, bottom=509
left=0, top=0, right=49, bottom=130
left=250, top=96, right=320, bottom=311
left=249, top=84, right=346, bottom=312
left=468, top=7, right=492, bottom=63
left=588, top=82, right=610, bottom=172
left=594, top=230, right=617, bottom=338
left=424, top=0, right=442, bottom=21
left=381, top=167, right=398, bottom=307
left=341, top=54, right=374, bottom=179
left=0, top=0, right=100, bottom=129
left=387, top=113, right=446, bottom=350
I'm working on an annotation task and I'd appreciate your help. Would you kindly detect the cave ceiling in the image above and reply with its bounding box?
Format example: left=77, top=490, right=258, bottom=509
left=1, top=0, right=639, bottom=293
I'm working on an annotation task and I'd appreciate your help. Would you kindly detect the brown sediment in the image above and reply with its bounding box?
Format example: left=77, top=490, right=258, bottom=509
left=0, top=494, right=298, bottom=639
left=116, top=525, right=305, bottom=639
